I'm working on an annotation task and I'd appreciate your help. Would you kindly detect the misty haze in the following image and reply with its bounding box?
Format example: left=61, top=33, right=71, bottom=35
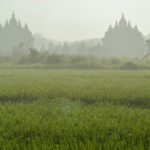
left=1, top=1, right=150, bottom=149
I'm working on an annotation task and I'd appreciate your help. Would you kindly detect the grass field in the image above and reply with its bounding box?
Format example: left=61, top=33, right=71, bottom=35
left=1, top=69, right=150, bottom=149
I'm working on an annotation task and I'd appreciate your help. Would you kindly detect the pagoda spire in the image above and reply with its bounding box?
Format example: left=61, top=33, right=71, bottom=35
left=119, top=12, right=127, bottom=27
left=128, top=21, right=131, bottom=29
left=12, top=10, right=15, bottom=18
left=108, top=24, right=112, bottom=31
left=122, top=13, right=124, bottom=19
left=9, top=10, right=17, bottom=26
left=5, top=20, right=9, bottom=28
left=18, top=19, right=22, bottom=29
left=134, top=25, right=138, bottom=31
left=23, top=23, right=29, bottom=31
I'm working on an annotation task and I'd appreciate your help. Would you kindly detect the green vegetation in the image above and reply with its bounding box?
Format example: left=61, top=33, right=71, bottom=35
left=1, top=50, right=150, bottom=70
left=1, top=69, right=150, bottom=149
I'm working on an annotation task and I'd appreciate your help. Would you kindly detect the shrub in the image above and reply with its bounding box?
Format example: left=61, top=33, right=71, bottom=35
left=100, top=58, right=109, bottom=66
left=44, top=53, right=63, bottom=64
left=119, top=61, right=139, bottom=70
left=110, top=57, right=120, bottom=65
left=18, top=55, right=29, bottom=64
left=70, top=55, right=87, bottom=64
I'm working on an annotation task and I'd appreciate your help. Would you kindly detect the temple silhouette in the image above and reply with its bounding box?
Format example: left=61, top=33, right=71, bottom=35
left=0, top=11, right=33, bottom=55
left=102, top=13, right=144, bottom=57
left=0, top=12, right=145, bottom=57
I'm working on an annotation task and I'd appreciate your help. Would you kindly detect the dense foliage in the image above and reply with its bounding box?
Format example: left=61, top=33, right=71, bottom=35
left=0, top=50, right=150, bottom=70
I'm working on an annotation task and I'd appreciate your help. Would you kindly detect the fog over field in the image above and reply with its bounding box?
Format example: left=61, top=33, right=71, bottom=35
left=1, top=0, right=150, bottom=41
left=0, top=0, right=150, bottom=58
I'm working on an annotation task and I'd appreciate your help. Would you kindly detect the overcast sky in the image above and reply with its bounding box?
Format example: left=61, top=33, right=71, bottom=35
left=0, top=0, right=150, bottom=41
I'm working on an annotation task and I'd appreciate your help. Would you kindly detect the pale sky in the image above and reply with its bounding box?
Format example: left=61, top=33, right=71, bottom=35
left=0, top=0, right=150, bottom=41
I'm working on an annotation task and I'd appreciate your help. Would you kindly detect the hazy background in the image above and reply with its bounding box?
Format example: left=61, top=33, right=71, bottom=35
left=0, top=0, right=150, bottom=41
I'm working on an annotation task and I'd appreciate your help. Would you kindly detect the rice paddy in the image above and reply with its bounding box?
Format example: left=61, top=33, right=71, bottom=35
left=1, top=69, right=150, bottom=149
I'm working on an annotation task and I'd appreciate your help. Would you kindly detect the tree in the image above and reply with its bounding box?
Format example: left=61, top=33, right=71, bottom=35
left=48, top=41, right=54, bottom=53
left=29, top=48, right=39, bottom=59
left=62, top=42, right=70, bottom=55
left=77, top=41, right=86, bottom=55
left=11, top=41, right=30, bottom=57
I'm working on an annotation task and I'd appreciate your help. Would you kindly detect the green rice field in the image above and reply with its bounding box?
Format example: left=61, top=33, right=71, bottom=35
left=1, top=69, right=150, bottom=149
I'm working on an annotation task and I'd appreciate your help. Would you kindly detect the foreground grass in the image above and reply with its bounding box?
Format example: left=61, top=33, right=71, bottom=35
left=1, top=69, right=150, bottom=149
left=1, top=99, right=150, bottom=150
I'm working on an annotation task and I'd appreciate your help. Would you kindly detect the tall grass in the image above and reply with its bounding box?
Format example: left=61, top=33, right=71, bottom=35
left=0, top=70, right=150, bottom=106
left=1, top=70, right=150, bottom=149
left=1, top=99, right=150, bottom=150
